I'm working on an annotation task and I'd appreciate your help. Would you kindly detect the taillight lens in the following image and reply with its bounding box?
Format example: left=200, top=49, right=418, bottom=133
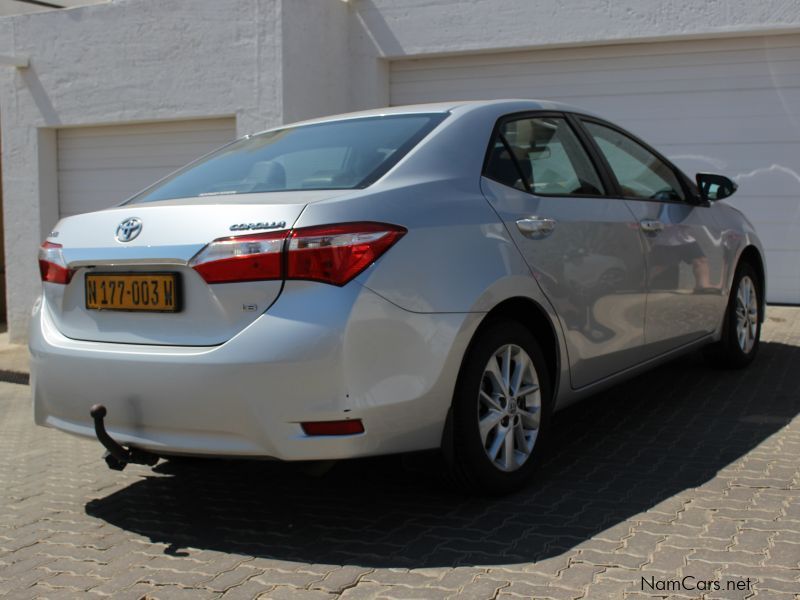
left=191, top=222, right=406, bottom=286
left=287, top=222, right=406, bottom=286
left=38, top=241, right=73, bottom=284
left=189, top=231, right=288, bottom=284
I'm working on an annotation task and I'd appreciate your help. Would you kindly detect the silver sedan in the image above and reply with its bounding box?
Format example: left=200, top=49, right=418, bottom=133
left=31, top=100, right=764, bottom=493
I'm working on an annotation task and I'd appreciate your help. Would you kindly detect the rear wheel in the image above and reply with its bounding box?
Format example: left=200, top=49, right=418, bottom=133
left=443, top=319, right=551, bottom=494
left=704, top=262, right=762, bottom=368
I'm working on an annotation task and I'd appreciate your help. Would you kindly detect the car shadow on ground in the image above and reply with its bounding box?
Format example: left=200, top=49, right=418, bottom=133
left=85, top=341, right=799, bottom=568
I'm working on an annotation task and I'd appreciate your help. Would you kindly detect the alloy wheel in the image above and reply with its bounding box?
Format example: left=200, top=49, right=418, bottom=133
left=477, top=344, right=541, bottom=472
left=734, top=275, right=758, bottom=354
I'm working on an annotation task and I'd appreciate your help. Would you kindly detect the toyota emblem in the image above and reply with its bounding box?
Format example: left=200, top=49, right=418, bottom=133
left=116, top=217, right=142, bottom=243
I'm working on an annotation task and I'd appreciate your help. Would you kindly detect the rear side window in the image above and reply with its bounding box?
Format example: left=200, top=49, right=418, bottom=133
left=484, top=116, right=605, bottom=196
left=128, top=113, right=447, bottom=203
left=583, top=121, right=685, bottom=202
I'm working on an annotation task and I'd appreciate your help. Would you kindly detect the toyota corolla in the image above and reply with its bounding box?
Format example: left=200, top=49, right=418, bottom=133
left=30, top=100, right=765, bottom=493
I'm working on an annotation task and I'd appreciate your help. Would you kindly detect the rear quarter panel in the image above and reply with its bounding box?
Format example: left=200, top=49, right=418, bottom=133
left=293, top=105, right=572, bottom=408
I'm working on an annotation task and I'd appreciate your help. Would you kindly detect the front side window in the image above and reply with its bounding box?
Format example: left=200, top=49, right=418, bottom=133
left=484, top=116, right=605, bottom=196
left=128, top=114, right=447, bottom=203
left=583, top=121, right=685, bottom=202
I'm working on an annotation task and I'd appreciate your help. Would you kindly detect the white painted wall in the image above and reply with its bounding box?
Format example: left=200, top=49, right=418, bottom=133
left=351, top=0, right=800, bottom=58
left=1, top=0, right=799, bottom=341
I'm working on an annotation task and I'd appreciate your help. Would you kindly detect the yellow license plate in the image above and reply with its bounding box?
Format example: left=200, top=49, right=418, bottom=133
left=85, top=273, right=180, bottom=312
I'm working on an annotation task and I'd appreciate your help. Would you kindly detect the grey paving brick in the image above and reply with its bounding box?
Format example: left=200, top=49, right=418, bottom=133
left=205, top=564, right=265, bottom=593
left=433, top=566, right=483, bottom=590
left=378, top=586, right=453, bottom=599
left=251, top=570, right=325, bottom=588
left=338, top=582, right=395, bottom=600
left=575, top=550, right=648, bottom=569
left=765, top=541, right=800, bottom=569
left=220, top=579, right=275, bottom=600
left=258, top=586, right=333, bottom=600
left=754, top=576, right=800, bottom=593
left=501, top=581, right=582, bottom=599
left=36, top=572, right=106, bottom=591
left=689, top=548, right=765, bottom=567
left=311, top=566, right=373, bottom=593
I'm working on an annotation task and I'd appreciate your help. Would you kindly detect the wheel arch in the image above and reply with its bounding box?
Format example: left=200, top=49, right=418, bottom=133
left=470, top=297, right=561, bottom=399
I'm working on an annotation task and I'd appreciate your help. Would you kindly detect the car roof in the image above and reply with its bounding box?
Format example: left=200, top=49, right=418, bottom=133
left=249, top=99, right=600, bottom=136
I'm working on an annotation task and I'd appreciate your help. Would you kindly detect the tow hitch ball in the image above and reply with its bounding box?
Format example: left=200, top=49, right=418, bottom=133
left=89, top=404, right=158, bottom=471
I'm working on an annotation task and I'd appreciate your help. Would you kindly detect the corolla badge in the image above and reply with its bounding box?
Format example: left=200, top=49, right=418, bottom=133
left=116, top=217, right=143, bottom=242
left=229, top=221, right=286, bottom=232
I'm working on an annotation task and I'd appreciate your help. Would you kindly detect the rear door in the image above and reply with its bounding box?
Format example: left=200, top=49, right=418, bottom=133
left=480, top=113, right=648, bottom=389
left=576, top=118, right=727, bottom=356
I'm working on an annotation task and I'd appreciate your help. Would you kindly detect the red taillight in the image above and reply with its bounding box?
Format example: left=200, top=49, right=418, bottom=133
left=189, top=231, right=289, bottom=284
left=38, top=241, right=73, bottom=284
left=301, top=419, right=364, bottom=436
left=191, top=222, right=406, bottom=286
left=287, top=222, right=406, bottom=286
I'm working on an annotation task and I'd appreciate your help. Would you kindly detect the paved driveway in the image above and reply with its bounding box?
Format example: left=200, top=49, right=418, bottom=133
left=1, top=309, right=799, bottom=599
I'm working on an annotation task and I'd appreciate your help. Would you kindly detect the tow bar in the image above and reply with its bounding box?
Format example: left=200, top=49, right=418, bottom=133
left=89, top=404, right=159, bottom=471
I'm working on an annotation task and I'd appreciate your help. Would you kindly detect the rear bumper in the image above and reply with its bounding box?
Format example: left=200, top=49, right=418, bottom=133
left=30, top=281, right=481, bottom=461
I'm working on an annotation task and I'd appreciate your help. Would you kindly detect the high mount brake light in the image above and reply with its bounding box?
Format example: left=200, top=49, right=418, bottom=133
left=38, top=241, right=73, bottom=284
left=191, top=222, right=406, bottom=286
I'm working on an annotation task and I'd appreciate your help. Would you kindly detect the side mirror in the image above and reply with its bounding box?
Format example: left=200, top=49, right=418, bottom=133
left=696, top=172, right=737, bottom=201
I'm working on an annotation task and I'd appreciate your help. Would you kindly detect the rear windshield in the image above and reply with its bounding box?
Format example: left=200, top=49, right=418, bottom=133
left=127, top=113, right=447, bottom=203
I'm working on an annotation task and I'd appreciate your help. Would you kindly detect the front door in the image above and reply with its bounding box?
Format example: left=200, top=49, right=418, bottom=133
left=481, top=114, right=648, bottom=389
left=579, top=119, right=727, bottom=355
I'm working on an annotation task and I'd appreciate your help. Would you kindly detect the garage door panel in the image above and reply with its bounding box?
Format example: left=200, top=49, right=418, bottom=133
left=58, top=147, right=222, bottom=170
left=58, top=129, right=233, bottom=152
left=58, top=167, right=181, bottom=192
left=58, top=118, right=234, bottom=139
left=764, top=250, right=800, bottom=303
left=560, top=89, right=800, bottom=121
left=662, top=142, right=800, bottom=166
left=628, top=115, right=800, bottom=145
left=57, top=118, right=235, bottom=218
left=390, top=34, right=800, bottom=302
left=394, top=57, right=800, bottom=90
left=395, top=77, right=800, bottom=106
left=720, top=197, right=800, bottom=225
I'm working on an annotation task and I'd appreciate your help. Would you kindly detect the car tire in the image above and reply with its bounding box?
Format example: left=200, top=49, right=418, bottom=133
left=443, top=319, right=552, bottom=495
left=703, top=261, right=762, bottom=369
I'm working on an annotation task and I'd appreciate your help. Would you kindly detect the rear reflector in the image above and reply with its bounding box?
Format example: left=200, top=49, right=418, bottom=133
left=189, top=230, right=288, bottom=284
left=38, top=241, right=74, bottom=284
left=301, top=419, right=365, bottom=436
left=287, top=222, right=406, bottom=286
left=190, top=222, right=406, bottom=286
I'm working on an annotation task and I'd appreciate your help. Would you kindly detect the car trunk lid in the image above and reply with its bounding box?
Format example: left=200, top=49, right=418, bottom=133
left=42, top=192, right=339, bottom=346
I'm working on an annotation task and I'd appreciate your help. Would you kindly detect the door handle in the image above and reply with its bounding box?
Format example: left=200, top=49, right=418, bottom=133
left=639, top=219, right=664, bottom=233
left=516, top=217, right=556, bottom=237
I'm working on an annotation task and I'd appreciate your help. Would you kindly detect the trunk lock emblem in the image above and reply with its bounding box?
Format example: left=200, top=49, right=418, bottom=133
left=116, top=217, right=143, bottom=242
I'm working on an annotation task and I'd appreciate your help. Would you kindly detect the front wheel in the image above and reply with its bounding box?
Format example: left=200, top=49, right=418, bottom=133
left=443, top=319, right=552, bottom=494
left=704, top=262, right=762, bottom=368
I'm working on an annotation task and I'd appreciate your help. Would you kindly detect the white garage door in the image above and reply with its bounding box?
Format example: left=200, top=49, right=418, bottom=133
left=391, top=34, right=800, bottom=303
left=57, top=117, right=236, bottom=218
